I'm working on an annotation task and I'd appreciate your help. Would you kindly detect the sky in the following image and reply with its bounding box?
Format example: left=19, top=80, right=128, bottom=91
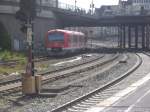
left=60, top=0, right=119, bottom=9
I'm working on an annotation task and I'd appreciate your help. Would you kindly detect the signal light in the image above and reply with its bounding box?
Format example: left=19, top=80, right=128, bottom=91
left=15, top=0, right=36, bottom=22
left=15, top=10, right=27, bottom=22
left=20, top=24, right=27, bottom=33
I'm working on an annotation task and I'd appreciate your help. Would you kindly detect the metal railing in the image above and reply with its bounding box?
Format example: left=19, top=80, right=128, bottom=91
left=1, top=0, right=150, bottom=17
left=0, top=0, right=92, bottom=16
left=38, top=0, right=93, bottom=16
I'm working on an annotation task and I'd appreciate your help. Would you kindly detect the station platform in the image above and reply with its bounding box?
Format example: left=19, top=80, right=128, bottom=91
left=85, top=72, right=150, bottom=112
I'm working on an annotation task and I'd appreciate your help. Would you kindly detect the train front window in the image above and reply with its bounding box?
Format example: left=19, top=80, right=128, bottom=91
left=48, top=32, right=64, bottom=41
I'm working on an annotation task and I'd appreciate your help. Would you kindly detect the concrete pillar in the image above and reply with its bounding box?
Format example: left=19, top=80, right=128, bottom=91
left=128, top=25, right=131, bottom=48
left=22, top=74, right=36, bottom=95
left=35, top=75, right=42, bottom=94
left=135, top=25, right=138, bottom=49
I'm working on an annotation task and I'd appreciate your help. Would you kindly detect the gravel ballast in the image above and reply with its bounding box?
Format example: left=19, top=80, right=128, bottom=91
left=0, top=53, right=140, bottom=112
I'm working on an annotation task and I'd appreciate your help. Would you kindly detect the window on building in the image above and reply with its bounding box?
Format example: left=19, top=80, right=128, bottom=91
left=136, top=0, right=138, bottom=3
left=142, top=0, right=144, bottom=3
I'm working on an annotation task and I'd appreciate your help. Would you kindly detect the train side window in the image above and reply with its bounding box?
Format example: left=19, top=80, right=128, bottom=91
left=79, top=35, right=81, bottom=45
left=76, top=35, right=78, bottom=46
left=80, top=36, right=83, bottom=45
left=77, top=35, right=79, bottom=45
left=72, top=35, right=75, bottom=46
left=68, top=36, right=70, bottom=46
left=70, top=35, right=73, bottom=46
left=73, top=35, right=76, bottom=46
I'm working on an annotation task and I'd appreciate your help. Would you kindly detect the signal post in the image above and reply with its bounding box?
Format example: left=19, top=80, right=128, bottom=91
left=16, top=0, right=41, bottom=95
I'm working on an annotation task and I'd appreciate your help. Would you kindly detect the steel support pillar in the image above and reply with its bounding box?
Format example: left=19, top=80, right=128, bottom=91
left=128, top=25, right=131, bottom=48
left=142, top=25, right=145, bottom=49
left=135, top=25, right=138, bottom=49
left=118, top=26, right=122, bottom=48
left=123, top=25, right=126, bottom=48
left=148, top=25, right=150, bottom=49
left=118, top=25, right=123, bottom=48
left=118, top=26, right=120, bottom=47
left=146, top=25, right=150, bottom=49
left=120, top=25, right=123, bottom=48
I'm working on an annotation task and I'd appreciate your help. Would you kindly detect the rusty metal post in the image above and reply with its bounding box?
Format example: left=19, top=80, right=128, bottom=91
left=22, top=19, right=36, bottom=95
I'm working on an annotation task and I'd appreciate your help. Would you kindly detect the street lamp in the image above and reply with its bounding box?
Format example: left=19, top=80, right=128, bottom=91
left=90, top=0, right=94, bottom=14
left=56, top=0, right=58, bottom=8
left=75, top=0, right=77, bottom=11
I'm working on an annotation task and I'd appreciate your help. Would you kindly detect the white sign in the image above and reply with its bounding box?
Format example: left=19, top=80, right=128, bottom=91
left=27, top=27, right=32, bottom=45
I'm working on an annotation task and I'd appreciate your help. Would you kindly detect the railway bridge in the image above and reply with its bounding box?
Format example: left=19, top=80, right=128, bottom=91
left=0, top=0, right=150, bottom=51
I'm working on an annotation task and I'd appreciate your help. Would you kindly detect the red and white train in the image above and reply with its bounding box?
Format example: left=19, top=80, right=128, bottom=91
left=45, top=29, right=87, bottom=55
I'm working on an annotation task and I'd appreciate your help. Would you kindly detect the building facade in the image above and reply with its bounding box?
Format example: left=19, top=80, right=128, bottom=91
left=131, top=0, right=150, bottom=9
left=119, top=0, right=150, bottom=15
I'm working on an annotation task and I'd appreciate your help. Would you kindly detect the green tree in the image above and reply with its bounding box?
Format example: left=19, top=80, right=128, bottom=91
left=0, top=22, right=11, bottom=50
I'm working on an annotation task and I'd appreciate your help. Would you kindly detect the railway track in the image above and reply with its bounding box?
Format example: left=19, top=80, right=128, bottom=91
left=51, top=53, right=142, bottom=112
left=0, top=56, right=51, bottom=85
left=0, top=53, right=104, bottom=86
left=0, top=53, right=120, bottom=93
left=143, top=51, right=150, bottom=57
left=0, top=56, right=48, bottom=66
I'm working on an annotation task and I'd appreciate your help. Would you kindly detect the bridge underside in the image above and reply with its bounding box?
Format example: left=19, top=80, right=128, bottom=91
left=53, top=9, right=150, bottom=27
left=117, top=24, right=150, bottom=49
left=53, top=10, right=150, bottom=49
left=1, top=1, right=150, bottom=51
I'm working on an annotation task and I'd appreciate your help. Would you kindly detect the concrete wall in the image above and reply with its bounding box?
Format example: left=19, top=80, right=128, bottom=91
left=0, top=14, right=25, bottom=50
left=0, top=1, right=61, bottom=53
left=0, top=13, right=60, bottom=53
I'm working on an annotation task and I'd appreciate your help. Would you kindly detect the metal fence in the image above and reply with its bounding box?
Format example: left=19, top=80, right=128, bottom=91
left=0, top=0, right=93, bottom=16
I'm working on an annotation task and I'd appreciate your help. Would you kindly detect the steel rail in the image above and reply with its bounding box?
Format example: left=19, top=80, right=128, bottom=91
left=51, top=53, right=142, bottom=112
left=0, top=53, right=118, bottom=93
left=0, top=54, right=115, bottom=92
left=0, top=54, right=105, bottom=86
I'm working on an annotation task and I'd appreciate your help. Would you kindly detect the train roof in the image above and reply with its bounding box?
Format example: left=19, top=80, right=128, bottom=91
left=48, top=29, right=85, bottom=36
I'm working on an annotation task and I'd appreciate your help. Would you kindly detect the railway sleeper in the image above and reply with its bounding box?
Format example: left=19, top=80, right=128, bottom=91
left=41, top=85, right=70, bottom=93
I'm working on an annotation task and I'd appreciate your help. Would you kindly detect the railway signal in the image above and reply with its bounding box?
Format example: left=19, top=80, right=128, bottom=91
left=15, top=0, right=36, bottom=33
left=15, top=0, right=41, bottom=95
left=90, top=0, right=95, bottom=14
left=16, top=0, right=36, bottom=22
left=16, top=0, right=36, bottom=76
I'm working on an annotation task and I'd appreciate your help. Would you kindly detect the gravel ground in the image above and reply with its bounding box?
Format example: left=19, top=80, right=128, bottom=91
left=0, top=52, right=137, bottom=112
left=42, top=53, right=118, bottom=88
left=0, top=53, right=102, bottom=86
left=38, top=53, right=102, bottom=72
left=0, top=53, right=100, bottom=78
